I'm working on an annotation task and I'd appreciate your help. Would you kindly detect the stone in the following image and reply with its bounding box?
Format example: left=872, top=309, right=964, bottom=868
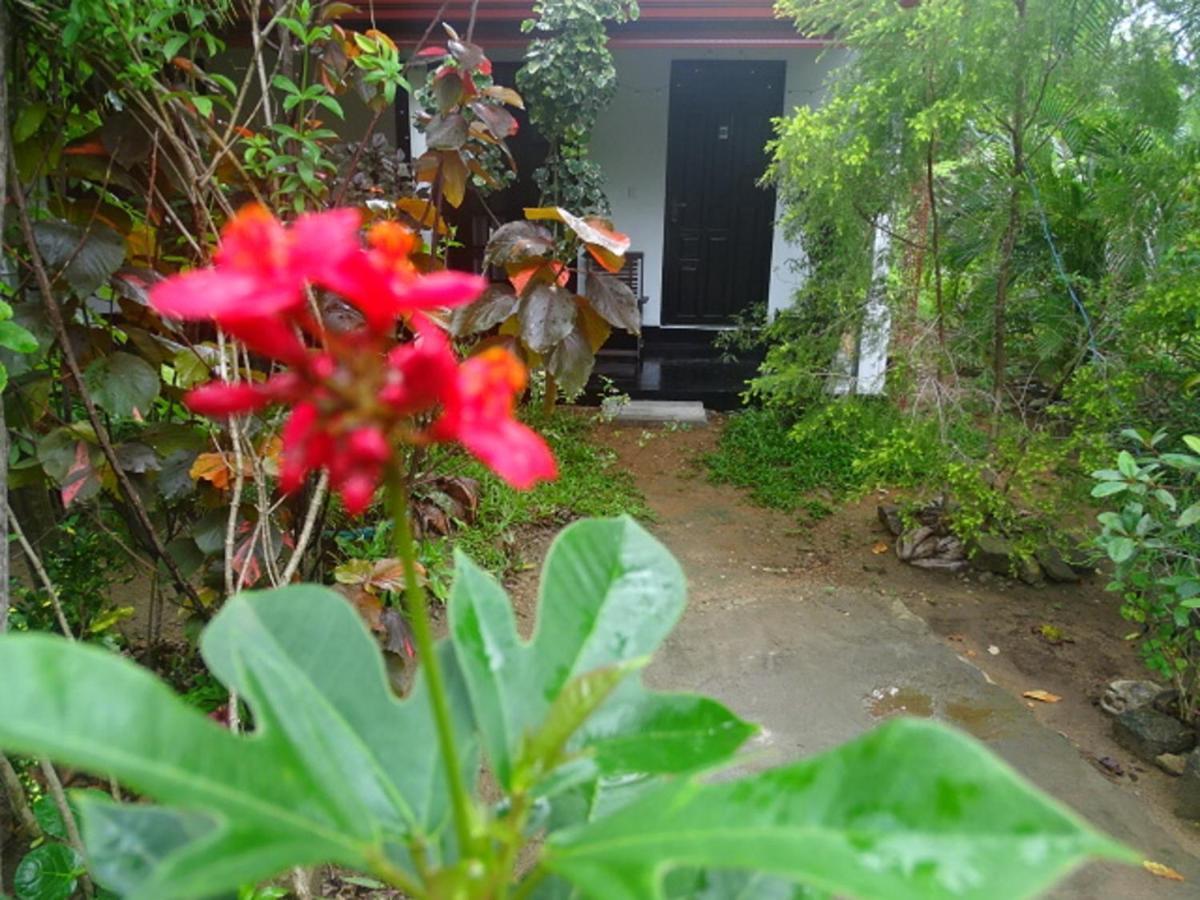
left=1113, top=707, right=1196, bottom=762
left=605, top=399, right=707, bottom=424
left=1017, top=556, right=1044, bottom=585
left=1035, top=545, right=1081, bottom=583
left=910, top=557, right=968, bottom=573
left=877, top=503, right=903, bottom=537
left=1157, top=752, right=1188, bottom=776
left=897, top=526, right=936, bottom=561
left=970, top=533, right=1014, bottom=576
left=1100, top=679, right=1163, bottom=716
left=936, top=536, right=966, bottom=560
left=1176, top=748, right=1200, bottom=819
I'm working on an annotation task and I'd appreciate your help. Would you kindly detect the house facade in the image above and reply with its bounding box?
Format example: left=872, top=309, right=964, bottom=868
left=360, top=1, right=841, bottom=335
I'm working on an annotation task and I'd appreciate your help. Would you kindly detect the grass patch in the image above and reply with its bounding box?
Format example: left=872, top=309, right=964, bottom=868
left=704, top=401, right=906, bottom=512
left=336, top=410, right=649, bottom=598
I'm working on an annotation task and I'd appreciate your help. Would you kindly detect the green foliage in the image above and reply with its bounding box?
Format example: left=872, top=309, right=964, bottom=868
left=9, top=513, right=132, bottom=640
left=14, top=843, right=84, bottom=900
left=705, top=402, right=910, bottom=510
left=517, top=0, right=639, bottom=212
left=1093, top=431, right=1200, bottom=719
left=0, top=519, right=1130, bottom=898
left=338, top=412, right=649, bottom=595
left=759, top=0, right=1198, bottom=423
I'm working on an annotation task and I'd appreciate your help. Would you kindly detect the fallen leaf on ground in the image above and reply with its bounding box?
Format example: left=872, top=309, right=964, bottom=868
left=871, top=541, right=890, bottom=554
left=1143, top=860, right=1185, bottom=881
left=987, top=645, right=1000, bottom=656
left=1022, top=689, right=1062, bottom=703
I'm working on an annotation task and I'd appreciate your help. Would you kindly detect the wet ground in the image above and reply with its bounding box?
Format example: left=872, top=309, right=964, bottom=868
left=586, top=418, right=1200, bottom=898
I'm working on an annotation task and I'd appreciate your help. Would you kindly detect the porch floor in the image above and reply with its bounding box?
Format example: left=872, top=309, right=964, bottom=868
left=584, top=331, right=763, bottom=411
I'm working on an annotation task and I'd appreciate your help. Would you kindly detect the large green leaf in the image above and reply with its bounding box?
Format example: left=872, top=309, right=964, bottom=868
left=543, top=717, right=1133, bottom=900
left=84, top=352, right=161, bottom=419
left=449, top=517, right=754, bottom=789
left=0, top=585, right=474, bottom=900
left=14, top=844, right=81, bottom=900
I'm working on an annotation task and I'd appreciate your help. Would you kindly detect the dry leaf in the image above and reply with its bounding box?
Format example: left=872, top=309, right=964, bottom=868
left=189, top=452, right=232, bottom=490
left=1143, top=860, right=1185, bottom=881
left=1022, top=690, right=1062, bottom=704
left=871, top=541, right=890, bottom=555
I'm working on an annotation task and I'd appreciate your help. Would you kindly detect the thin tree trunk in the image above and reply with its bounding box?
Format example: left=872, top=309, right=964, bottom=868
left=0, top=0, right=9, bottom=635
left=926, top=138, right=946, bottom=352
left=992, top=0, right=1028, bottom=422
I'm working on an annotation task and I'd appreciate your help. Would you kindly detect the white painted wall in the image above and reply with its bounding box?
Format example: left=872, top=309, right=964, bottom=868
left=590, top=47, right=847, bottom=327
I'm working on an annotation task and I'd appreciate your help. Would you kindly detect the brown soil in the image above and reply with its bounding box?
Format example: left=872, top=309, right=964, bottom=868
left=586, top=414, right=1200, bottom=859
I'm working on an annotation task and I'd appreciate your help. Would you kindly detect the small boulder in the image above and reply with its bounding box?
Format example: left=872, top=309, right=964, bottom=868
left=936, top=536, right=966, bottom=560
left=877, top=503, right=903, bottom=537
left=1113, top=707, right=1196, bottom=762
left=910, top=557, right=968, bottom=573
left=1157, top=752, right=1188, bottom=776
left=1100, top=679, right=1162, bottom=716
left=1035, top=545, right=1081, bottom=583
left=897, top=526, right=936, bottom=561
left=1176, top=748, right=1200, bottom=820
left=1017, top=556, right=1044, bottom=585
left=970, top=533, right=1014, bottom=576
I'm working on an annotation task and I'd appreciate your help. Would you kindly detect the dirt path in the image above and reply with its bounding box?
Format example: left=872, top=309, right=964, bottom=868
left=594, top=418, right=1200, bottom=899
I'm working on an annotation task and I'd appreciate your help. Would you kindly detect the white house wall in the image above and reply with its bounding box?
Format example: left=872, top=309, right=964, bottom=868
left=591, top=46, right=846, bottom=327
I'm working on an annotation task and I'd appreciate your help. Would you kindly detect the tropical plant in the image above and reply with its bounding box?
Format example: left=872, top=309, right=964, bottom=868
left=517, top=0, right=638, bottom=213
left=0, top=201, right=1133, bottom=899
left=446, top=206, right=642, bottom=406
left=0, top=516, right=1131, bottom=899
left=1094, top=430, right=1200, bottom=720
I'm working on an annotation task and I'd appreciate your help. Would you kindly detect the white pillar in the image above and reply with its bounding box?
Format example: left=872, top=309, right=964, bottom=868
left=855, top=215, right=892, bottom=396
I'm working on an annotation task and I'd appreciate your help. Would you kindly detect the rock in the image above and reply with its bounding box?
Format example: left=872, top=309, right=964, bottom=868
left=970, top=533, right=1014, bottom=576
left=1035, top=545, right=1081, bottom=583
left=897, top=526, right=936, bottom=561
left=910, top=557, right=968, bottom=572
left=1100, top=679, right=1163, bottom=716
left=1176, top=749, right=1200, bottom=819
left=1113, top=707, right=1196, bottom=762
left=1157, top=752, right=1188, bottom=776
left=1018, top=556, right=1044, bottom=585
left=877, top=504, right=903, bottom=536
left=1153, top=689, right=1182, bottom=718
left=936, top=536, right=966, bottom=560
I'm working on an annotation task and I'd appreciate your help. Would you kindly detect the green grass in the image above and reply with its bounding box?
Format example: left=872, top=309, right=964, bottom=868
left=704, top=401, right=906, bottom=512
left=336, top=411, right=649, bottom=598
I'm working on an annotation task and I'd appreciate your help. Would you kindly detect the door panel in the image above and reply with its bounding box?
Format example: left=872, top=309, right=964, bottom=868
left=662, top=60, right=785, bottom=325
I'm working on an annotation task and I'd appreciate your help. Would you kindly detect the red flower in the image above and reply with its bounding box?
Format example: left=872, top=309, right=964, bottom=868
left=319, top=222, right=485, bottom=333
left=433, top=348, right=557, bottom=489
left=156, top=206, right=556, bottom=515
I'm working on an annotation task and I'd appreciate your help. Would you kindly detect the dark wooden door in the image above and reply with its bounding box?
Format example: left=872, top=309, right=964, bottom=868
left=662, top=60, right=784, bottom=325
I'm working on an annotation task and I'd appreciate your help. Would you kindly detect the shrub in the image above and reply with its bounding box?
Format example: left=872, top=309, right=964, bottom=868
left=1093, top=430, right=1200, bottom=721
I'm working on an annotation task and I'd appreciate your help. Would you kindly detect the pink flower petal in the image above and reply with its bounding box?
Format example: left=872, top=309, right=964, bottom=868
left=185, top=382, right=270, bottom=417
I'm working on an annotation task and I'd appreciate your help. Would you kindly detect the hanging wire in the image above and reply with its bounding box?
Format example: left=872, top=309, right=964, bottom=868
left=1024, top=167, right=1101, bottom=360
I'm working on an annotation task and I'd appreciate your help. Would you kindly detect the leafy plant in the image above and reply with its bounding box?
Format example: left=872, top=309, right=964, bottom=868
left=517, top=0, right=639, bottom=213
left=0, top=518, right=1130, bottom=898
left=1093, top=430, right=1200, bottom=720
left=446, top=207, right=642, bottom=402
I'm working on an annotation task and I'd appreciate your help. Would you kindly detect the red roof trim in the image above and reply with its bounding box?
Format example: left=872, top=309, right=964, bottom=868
left=349, top=0, right=785, bottom=21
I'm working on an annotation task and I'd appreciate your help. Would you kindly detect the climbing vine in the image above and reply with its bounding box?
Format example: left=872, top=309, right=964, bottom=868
left=517, top=0, right=638, bottom=213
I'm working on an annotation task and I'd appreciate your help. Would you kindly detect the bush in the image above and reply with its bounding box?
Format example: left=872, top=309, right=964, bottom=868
left=1093, top=431, right=1200, bottom=721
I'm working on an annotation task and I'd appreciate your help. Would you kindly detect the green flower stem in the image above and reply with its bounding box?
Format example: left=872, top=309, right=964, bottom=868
left=387, top=466, right=475, bottom=859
